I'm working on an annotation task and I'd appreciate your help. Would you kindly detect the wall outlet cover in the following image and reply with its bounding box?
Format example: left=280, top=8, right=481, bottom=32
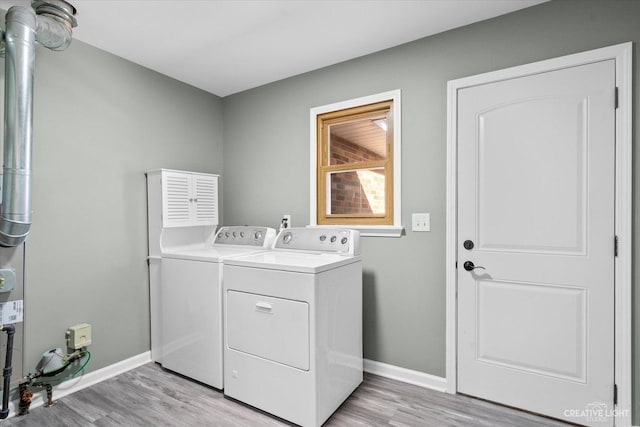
left=67, top=323, right=92, bottom=349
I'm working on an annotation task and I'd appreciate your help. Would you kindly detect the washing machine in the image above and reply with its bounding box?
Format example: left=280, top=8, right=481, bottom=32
left=223, top=227, right=362, bottom=427
left=160, top=226, right=275, bottom=389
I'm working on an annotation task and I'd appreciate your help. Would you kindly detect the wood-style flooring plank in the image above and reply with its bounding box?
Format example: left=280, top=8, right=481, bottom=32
left=4, top=363, right=573, bottom=426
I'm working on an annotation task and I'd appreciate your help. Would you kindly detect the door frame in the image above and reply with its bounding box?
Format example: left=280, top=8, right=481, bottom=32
left=445, top=42, right=633, bottom=425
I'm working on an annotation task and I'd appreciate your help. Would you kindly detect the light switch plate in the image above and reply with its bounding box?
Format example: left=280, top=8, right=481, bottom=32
left=412, top=213, right=430, bottom=232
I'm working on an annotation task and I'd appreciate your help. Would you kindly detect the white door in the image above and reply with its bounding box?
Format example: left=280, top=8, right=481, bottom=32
left=161, top=170, right=191, bottom=227
left=457, top=60, right=615, bottom=426
left=192, top=174, right=219, bottom=225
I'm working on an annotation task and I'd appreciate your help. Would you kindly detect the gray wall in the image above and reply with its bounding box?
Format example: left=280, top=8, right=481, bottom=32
left=222, top=0, right=640, bottom=421
left=6, top=38, right=224, bottom=373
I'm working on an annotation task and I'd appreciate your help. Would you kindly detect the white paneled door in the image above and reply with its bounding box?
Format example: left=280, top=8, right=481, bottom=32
left=456, top=60, right=615, bottom=426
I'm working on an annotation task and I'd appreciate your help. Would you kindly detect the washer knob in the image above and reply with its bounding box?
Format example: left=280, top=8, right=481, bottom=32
left=320, top=235, right=326, bottom=242
left=341, top=237, right=348, bottom=245
left=254, top=231, right=263, bottom=240
left=232, top=232, right=237, bottom=238
left=282, top=232, right=293, bottom=244
left=225, top=232, right=230, bottom=238
left=330, top=236, right=337, bottom=243
left=240, top=232, right=245, bottom=238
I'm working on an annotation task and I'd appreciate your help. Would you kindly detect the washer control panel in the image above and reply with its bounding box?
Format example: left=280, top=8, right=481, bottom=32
left=214, top=226, right=276, bottom=247
left=274, top=228, right=360, bottom=255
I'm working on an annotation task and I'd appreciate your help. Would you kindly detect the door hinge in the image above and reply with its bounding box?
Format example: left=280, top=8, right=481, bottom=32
left=614, top=235, right=619, bottom=257
left=613, top=383, right=618, bottom=405
left=615, top=87, right=619, bottom=109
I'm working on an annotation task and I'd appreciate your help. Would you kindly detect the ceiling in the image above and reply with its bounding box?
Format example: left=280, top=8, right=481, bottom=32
left=0, top=0, right=546, bottom=97
left=331, top=119, right=387, bottom=159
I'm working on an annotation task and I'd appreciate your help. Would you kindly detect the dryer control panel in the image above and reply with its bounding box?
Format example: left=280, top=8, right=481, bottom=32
left=274, top=228, right=360, bottom=255
left=214, top=226, right=276, bottom=247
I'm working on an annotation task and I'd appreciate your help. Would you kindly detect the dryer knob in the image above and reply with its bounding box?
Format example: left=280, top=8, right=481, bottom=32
left=282, top=232, right=293, bottom=244
left=330, top=236, right=337, bottom=243
left=254, top=231, right=263, bottom=240
left=341, top=237, right=348, bottom=245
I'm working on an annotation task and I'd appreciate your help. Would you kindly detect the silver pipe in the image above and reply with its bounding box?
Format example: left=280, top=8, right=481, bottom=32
left=33, top=0, right=77, bottom=51
left=0, top=6, right=37, bottom=247
left=0, top=1, right=77, bottom=247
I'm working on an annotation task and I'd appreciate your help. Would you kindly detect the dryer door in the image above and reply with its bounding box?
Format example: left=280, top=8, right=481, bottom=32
left=227, top=290, right=310, bottom=370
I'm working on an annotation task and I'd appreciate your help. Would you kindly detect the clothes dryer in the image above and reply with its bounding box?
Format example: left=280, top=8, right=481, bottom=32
left=223, top=227, right=362, bottom=427
left=161, top=226, right=275, bottom=389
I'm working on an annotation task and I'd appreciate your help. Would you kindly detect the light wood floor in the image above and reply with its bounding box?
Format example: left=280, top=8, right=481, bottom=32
left=4, top=362, right=573, bottom=426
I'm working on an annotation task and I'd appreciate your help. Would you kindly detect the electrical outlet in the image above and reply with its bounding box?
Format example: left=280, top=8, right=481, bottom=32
left=67, top=323, right=92, bottom=349
left=412, top=213, right=431, bottom=232
left=282, top=214, right=291, bottom=228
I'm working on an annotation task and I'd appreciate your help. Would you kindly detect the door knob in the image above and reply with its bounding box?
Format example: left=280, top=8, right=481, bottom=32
left=463, top=261, right=485, bottom=271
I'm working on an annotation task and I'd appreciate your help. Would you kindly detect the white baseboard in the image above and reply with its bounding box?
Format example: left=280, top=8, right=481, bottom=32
left=6, top=351, right=151, bottom=419
left=363, top=358, right=447, bottom=392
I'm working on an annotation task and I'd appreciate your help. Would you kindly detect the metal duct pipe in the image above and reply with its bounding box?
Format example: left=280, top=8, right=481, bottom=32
left=32, top=0, right=77, bottom=51
left=0, top=1, right=77, bottom=247
left=0, top=6, right=37, bottom=247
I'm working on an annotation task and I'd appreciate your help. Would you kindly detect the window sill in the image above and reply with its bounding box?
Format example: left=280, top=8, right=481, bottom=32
left=307, top=225, right=404, bottom=238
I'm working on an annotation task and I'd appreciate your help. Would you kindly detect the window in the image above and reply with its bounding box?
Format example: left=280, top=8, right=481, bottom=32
left=310, top=90, right=402, bottom=237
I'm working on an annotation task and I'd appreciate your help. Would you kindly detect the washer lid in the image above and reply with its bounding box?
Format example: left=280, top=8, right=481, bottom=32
left=161, top=245, right=270, bottom=262
left=223, top=251, right=361, bottom=273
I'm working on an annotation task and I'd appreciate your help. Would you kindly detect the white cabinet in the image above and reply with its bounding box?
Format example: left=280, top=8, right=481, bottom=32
left=161, top=170, right=218, bottom=227
left=146, top=168, right=219, bottom=364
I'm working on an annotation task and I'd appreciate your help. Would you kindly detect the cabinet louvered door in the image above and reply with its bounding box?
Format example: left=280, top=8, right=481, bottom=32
left=160, top=170, right=219, bottom=227
left=162, top=171, right=191, bottom=227
left=193, top=175, right=218, bottom=225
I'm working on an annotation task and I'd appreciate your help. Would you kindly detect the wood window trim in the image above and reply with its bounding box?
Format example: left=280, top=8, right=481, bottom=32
left=309, top=90, right=403, bottom=237
left=317, top=101, right=393, bottom=226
